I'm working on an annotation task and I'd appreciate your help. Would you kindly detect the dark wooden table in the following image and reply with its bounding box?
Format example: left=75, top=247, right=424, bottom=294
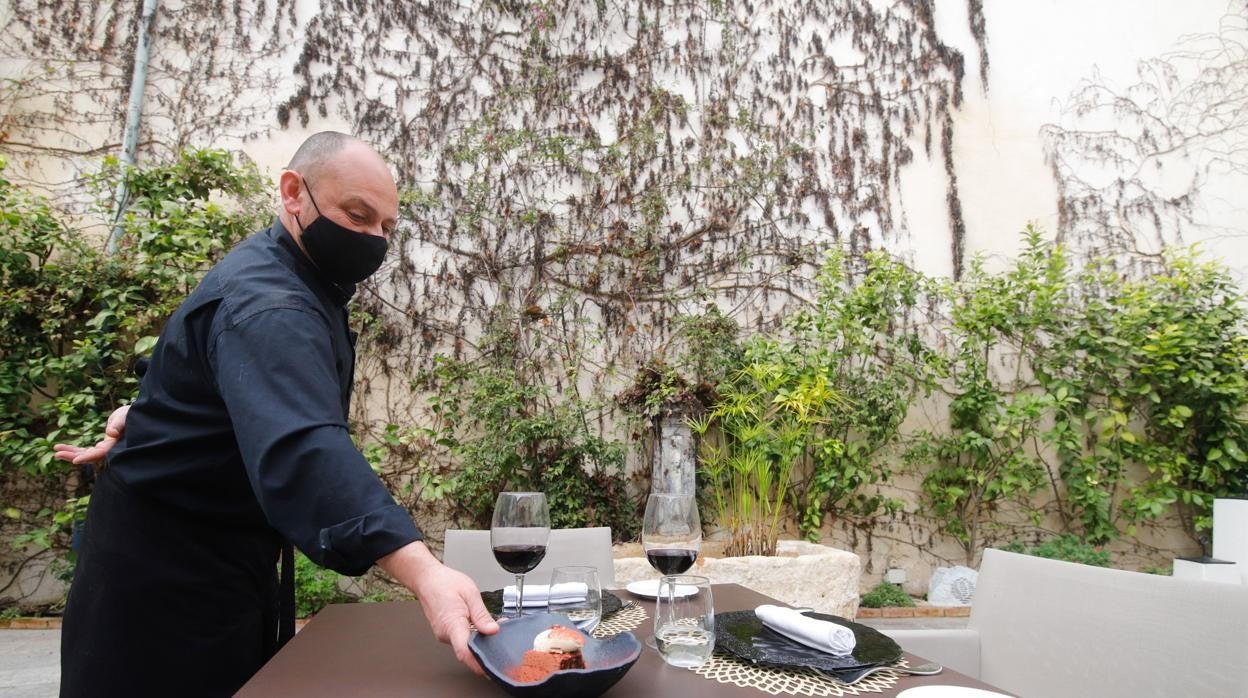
left=238, top=584, right=1008, bottom=697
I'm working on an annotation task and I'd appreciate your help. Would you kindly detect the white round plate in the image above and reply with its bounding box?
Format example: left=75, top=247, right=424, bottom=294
left=624, top=579, right=698, bottom=599
left=897, top=686, right=1013, bottom=698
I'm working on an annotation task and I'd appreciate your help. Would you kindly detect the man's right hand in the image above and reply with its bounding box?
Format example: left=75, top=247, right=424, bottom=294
left=377, top=540, right=500, bottom=676
left=53, top=405, right=130, bottom=465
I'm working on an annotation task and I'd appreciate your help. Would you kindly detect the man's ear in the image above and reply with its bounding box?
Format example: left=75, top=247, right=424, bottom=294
left=279, top=170, right=305, bottom=219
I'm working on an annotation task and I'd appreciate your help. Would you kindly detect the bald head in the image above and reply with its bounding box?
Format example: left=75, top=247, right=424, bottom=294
left=278, top=132, right=399, bottom=243
left=287, top=131, right=357, bottom=181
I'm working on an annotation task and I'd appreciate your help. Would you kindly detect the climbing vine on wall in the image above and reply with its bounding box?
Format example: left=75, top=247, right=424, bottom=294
left=1, top=0, right=292, bottom=209
left=1041, top=7, right=1248, bottom=269
left=3, top=1, right=988, bottom=529
left=277, top=0, right=989, bottom=446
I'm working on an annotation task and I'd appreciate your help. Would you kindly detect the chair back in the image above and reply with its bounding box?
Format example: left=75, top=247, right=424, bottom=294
left=442, top=527, right=616, bottom=590
left=972, top=548, right=1248, bottom=698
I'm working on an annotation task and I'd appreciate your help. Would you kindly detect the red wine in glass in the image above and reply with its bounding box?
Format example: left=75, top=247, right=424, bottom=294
left=646, top=547, right=698, bottom=575
left=642, top=493, right=701, bottom=578
left=493, top=544, right=548, bottom=574
left=641, top=493, right=701, bottom=649
left=491, top=492, right=551, bottom=617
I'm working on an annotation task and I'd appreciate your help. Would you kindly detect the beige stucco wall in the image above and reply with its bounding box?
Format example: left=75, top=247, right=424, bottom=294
left=2, top=0, right=1243, bottom=606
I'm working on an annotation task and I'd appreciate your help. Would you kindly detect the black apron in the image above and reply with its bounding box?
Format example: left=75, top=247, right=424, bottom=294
left=61, top=467, right=290, bottom=697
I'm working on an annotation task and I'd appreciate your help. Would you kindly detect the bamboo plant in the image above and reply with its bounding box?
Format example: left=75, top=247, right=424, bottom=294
left=689, top=344, right=847, bottom=556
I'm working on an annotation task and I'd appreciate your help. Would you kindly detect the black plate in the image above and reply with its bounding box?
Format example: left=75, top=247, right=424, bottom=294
left=482, top=589, right=624, bottom=619
left=714, top=609, right=902, bottom=673
left=468, top=612, right=641, bottom=698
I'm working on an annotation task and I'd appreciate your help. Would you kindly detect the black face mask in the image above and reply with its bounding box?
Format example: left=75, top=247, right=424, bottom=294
left=294, top=179, right=388, bottom=284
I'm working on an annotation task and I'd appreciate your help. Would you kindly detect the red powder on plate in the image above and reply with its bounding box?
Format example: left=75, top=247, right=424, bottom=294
left=508, top=664, right=550, bottom=683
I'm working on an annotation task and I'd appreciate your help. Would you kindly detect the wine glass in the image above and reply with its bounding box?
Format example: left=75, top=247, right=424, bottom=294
left=641, top=493, right=701, bottom=648
left=642, top=493, right=701, bottom=580
left=491, top=491, right=551, bottom=618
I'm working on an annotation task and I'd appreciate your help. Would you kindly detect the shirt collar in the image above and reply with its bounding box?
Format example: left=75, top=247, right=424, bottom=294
left=268, top=218, right=357, bottom=306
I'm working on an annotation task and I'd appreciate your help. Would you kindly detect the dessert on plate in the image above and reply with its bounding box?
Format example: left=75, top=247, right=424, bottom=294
left=509, top=625, right=587, bottom=683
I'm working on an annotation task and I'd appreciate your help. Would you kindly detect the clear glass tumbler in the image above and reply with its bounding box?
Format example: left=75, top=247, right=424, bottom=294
left=547, top=565, right=603, bottom=633
left=654, top=574, right=715, bottom=668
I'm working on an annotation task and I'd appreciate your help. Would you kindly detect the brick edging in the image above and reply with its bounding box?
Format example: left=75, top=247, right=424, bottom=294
left=0, top=618, right=62, bottom=629
left=855, top=606, right=971, bottom=619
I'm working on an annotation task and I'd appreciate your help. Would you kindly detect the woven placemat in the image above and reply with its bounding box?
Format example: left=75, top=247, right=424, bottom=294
left=691, top=654, right=908, bottom=696
left=592, top=602, right=648, bottom=638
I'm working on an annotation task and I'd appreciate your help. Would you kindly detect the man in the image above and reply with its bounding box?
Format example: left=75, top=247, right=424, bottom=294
left=53, top=132, right=498, bottom=697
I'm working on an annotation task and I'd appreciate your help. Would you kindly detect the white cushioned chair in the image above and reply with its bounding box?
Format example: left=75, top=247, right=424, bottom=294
left=883, top=548, right=1248, bottom=698
left=442, top=527, right=616, bottom=590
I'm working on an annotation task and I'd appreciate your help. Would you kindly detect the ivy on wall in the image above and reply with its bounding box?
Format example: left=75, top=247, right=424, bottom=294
left=3, top=0, right=988, bottom=403
left=1, top=0, right=291, bottom=209
left=277, top=1, right=989, bottom=474
left=1041, top=7, right=1248, bottom=267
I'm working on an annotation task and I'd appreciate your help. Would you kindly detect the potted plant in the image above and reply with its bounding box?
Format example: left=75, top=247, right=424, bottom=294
left=688, top=339, right=846, bottom=557
left=670, top=341, right=862, bottom=617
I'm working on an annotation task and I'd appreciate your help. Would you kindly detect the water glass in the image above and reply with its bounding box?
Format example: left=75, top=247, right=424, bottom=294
left=653, top=574, right=715, bottom=668
left=547, top=565, right=602, bottom=633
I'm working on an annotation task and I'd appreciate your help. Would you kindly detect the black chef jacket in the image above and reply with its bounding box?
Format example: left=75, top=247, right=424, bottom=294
left=61, top=220, right=421, bottom=697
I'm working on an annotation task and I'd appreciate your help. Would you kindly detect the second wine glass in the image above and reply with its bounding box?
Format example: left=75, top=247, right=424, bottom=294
left=642, top=493, right=701, bottom=578
left=491, top=491, right=551, bottom=617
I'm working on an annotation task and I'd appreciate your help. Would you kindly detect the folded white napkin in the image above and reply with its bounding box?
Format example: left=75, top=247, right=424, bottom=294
left=755, top=604, right=857, bottom=656
left=503, top=582, right=589, bottom=608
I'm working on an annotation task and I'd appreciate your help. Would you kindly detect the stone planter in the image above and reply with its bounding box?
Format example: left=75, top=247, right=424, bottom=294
left=615, top=540, right=861, bottom=618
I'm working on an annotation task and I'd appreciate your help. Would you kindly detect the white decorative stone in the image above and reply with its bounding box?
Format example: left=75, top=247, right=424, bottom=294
left=928, top=565, right=977, bottom=606
left=614, top=540, right=861, bottom=618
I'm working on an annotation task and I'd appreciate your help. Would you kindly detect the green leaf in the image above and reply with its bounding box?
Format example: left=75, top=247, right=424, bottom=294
left=134, top=335, right=160, bottom=356
left=1224, top=439, right=1247, bottom=462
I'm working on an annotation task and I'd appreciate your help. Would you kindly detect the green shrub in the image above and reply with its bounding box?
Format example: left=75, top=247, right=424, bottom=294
left=358, top=588, right=402, bottom=604
left=861, top=581, right=915, bottom=608
left=690, top=248, right=936, bottom=556
left=690, top=341, right=849, bottom=557
left=1002, top=534, right=1110, bottom=567
left=404, top=318, right=643, bottom=539
left=912, top=227, right=1248, bottom=562
left=0, top=150, right=266, bottom=567
left=791, top=250, right=939, bottom=540
left=294, top=551, right=354, bottom=618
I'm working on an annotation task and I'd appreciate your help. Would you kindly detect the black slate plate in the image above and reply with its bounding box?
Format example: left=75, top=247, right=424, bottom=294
left=482, top=589, right=624, bottom=619
left=714, top=609, right=902, bottom=673
left=469, top=612, right=641, bottom=698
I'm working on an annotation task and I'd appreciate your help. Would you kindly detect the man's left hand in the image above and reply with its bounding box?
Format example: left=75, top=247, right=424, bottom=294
left=52, top=405, right=130, bottom=465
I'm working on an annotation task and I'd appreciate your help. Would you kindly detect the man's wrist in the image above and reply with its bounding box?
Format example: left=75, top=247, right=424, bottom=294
left=378, top=540, right=439, bottom=592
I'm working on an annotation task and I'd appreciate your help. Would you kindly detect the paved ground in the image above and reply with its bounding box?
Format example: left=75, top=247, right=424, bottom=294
left=0, top=630, right=59, bottom=698
left=0, top=613, right=967, bottom=697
